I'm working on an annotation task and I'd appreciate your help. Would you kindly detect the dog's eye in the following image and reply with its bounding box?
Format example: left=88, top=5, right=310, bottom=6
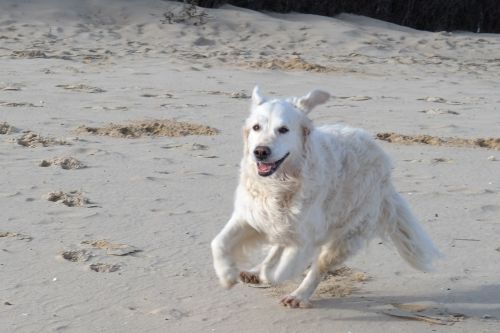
left=252, top=124, right=260, bottom=131
left=278, top=126, right=289, bottom=134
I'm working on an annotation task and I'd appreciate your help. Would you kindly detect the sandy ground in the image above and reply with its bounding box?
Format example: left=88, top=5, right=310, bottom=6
left=1, top=1, right=500, bottom=332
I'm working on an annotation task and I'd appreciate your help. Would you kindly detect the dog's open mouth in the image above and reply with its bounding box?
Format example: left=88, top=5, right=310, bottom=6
left=257, top=153, right=289, bottom=177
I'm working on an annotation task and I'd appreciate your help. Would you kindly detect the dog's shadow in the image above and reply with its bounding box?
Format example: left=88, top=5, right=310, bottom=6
left=313, top=283, right=500, bottom=321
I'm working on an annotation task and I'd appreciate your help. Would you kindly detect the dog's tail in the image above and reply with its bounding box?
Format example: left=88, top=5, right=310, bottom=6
left=379, top=188, right=441, bottom=271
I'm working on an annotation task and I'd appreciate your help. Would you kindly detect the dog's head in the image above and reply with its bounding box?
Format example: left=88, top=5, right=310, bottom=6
left=243, top=86, right=330, bottom=178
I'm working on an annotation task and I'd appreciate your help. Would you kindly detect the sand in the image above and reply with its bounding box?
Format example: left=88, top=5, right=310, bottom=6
left=1, top=1, right=499, bottom=332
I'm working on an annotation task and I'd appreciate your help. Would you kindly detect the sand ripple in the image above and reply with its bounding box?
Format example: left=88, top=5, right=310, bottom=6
left=76, top=120, right=218, bottom=138
left=377, top=132, right=500, bottom=150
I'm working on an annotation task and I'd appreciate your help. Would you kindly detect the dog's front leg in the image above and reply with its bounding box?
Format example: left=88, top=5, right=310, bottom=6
left=240, top=245, right=284, bottom=285
left=211, top=215, right=256, bottom=289
left=269, top=244, right=316, bottom=284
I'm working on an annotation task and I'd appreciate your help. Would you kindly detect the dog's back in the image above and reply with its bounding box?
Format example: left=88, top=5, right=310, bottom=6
left=309, top=123, right=440, bottom=272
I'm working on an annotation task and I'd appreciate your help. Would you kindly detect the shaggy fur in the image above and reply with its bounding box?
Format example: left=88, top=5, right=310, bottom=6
left=211, top=86, right=441, bottom=308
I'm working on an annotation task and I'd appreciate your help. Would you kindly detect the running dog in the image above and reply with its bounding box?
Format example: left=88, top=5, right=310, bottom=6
left=211, top=86, right=440, bottom=308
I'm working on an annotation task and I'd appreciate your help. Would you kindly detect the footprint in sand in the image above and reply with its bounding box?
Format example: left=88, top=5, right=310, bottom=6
left=83, top=105, right=128, bottom=111
left=345, top=96, right=371, bottom=101
left=0, top=122, right=18, bottom=135
left=419, top=108, right=460, bottom=115
left=46, top=191, right=90, bottom=207
left=479, top=204, right=500, bottom=213
left=0, top=83, right=22, bottom=91
left=0, top=231, right=32, bottom=241
left=60, top=249, right=91, bottom=262
left=60, top=240, right=139, bottom=273
left=0, top=101, right=43, bottom=107
left=39, top=157, right=86, bottom=170
left=244, top=57, right=335, bottom=73
left=417, top=96, right=463, bottom=105
left=56, top=84, right=106, bottom=93
left=230, top=91, right=250, bottom=99
left=140, top=93, right=173, bottom=98
left=11, top=50, right=47, bottom=58
left=383, top=303, right=466, bottom=325
left=15, top=132, right=68, bottom=148
left=431, top=157, right=454, bottom=164
left=149, top=307, right=190, bottom=320
left=81, top=240, right=140, bottom=256
left=160, top=142, right=216, bottom=158
left=203, top=90, right=249, bottom=99
left=89, top=263, right=120, bottom=273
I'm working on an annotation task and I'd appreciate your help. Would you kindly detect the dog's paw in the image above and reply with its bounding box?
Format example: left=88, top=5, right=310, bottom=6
left=217, top=269, right=239, bottom=289
left=239, top=271, right=260, bottom=284
left=280, top=294, right=312, bottom=309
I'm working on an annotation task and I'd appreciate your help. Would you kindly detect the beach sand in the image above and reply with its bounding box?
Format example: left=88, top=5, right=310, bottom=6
left=1, top=1, right=499, bottom=332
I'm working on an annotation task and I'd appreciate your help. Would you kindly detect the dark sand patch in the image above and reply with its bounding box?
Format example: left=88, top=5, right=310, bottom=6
left=76, top=120, right=218, bottom=138
left=377, top=132, right=500, bottom=150
left=56, top=84, right=106, bottom=93
left=244, top=56, right=337, bottom=73
left=46, top=191, right=89, bottom=207
left=39, top=157, right=86, bottom=169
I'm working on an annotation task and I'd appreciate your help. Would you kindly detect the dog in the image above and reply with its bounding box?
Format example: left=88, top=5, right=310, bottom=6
left=211, top=86, right=441, bottom=308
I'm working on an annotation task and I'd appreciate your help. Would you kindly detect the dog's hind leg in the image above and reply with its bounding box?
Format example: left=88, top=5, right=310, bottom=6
left=211, top=216, right=260, bottom=289
left=240, top=245, right=283, bottom=284
left=317, top=241, right=352, bottom=274
left=281, top=240, right=356, bottom=308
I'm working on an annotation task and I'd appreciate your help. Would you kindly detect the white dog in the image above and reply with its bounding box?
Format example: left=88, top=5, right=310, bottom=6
left=211, top=87, right=440, bottom=308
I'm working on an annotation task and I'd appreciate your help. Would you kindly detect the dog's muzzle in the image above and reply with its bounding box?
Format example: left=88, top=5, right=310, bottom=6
left=256, top=152, right=290, bottom=177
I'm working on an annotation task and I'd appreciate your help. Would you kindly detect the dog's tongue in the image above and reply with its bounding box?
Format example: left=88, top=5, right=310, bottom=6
left=257, top=162, right=273, bottom=173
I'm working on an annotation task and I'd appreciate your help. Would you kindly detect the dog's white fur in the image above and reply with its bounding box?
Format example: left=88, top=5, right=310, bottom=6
left=211, top=87, right=441, bottom=308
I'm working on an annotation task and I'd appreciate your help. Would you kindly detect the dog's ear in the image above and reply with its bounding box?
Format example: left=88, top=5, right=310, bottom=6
left=251, top=85, right=266, bottom=108
left=295, top=90, right=330, bottom=114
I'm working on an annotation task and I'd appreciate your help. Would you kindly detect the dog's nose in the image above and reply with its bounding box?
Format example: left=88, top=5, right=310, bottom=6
left=254, top=146, right=271, bottom=161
